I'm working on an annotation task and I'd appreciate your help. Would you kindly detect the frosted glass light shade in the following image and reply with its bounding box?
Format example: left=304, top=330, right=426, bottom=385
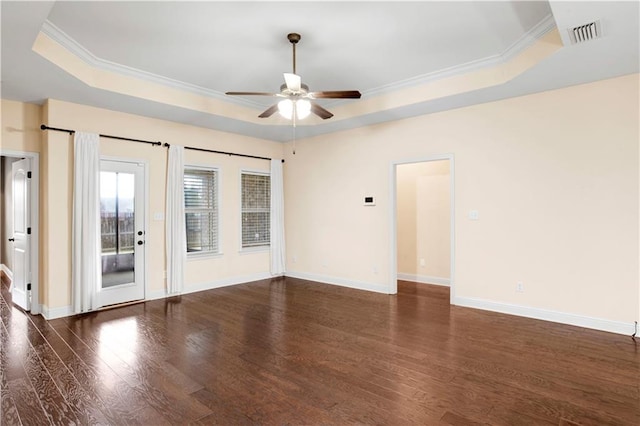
left=278, top=99, right=311, bottom=120
left=296, top=99, right=311, bottom=119
left=278, top=99, right=293, bottom=119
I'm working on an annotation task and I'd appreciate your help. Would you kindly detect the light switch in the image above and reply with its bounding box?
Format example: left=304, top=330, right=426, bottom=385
left=154, top=212, right=164, bottom=221
left=468, top=210, right=479, bottom=220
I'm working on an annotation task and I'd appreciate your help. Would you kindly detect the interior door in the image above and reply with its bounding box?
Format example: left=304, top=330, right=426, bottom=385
left=10, top=158, right=31, bottom=310
left=99, top=160, right=145, bottom=306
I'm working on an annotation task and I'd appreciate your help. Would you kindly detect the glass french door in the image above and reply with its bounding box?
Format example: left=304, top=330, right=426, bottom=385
left=99, top=160, right=145, bottom=306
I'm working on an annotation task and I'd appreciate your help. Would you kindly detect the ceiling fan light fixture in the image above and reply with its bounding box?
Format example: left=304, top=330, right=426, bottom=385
left=278, top=99, right=293, bottom=119
left=278, top=99, right=311, bottom=120
left=296, top=99, right=311, bottom=119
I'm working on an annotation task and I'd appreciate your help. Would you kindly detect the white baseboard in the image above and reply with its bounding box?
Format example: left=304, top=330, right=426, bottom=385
left=33, top=275, right=636, bottom=337
left=286, top=271, right=391, bottom=294
left=397, top=273, right=450, bottom=286
left=41, top=304, right=74, bottom=320
left=1, top=264, right=13, bottom=281
left=144, top=273, right=276, bottom=300
left=1, top=264, right=13, bottom=292
left=39, top=272, right=275, bottom=320
left=454, top=296, right=636, bottom=336
left=181, top=272, right=273, bottom=296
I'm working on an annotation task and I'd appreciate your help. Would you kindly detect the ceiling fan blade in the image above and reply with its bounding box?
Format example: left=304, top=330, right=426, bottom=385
left=258, top=104, right=279, bottom=118
left=308, top=90, right=362, bottom=99
left=226, top=91, right=281, bottom=97
left=310, top=102, right=334, bottom=120
left=283, top=73, right=302, bottom=91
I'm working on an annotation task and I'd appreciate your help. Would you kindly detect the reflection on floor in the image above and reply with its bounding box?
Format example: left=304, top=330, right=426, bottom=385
left=2, top=278, right=637, bottom=424
left=102, top=270, right=134, bottom=288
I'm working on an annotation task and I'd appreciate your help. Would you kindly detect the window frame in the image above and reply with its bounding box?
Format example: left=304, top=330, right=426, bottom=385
left=239, top=169, right=271, bottom=252
left=183, top=164, right=221, bottom=258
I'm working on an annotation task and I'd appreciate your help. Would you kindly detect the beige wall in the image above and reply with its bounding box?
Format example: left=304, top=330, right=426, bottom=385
left=0, top=100, right=43, bottom=153
left=38, top=99, right=282, bottom=310
left=397, top=160, right=450, bottom=282
left=1, top=98, right=282, bottom=312
left=285, top=74, right=639, bottom=325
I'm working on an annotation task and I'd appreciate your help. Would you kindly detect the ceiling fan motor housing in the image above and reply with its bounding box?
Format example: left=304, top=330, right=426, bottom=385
left=280, top=83, right=309, bottom=95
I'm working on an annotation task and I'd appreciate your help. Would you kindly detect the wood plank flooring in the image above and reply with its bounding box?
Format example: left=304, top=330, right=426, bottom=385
left=1, top=276, right=638, bottom=425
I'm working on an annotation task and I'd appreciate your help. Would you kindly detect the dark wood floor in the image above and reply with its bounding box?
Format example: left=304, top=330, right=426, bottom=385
left=1, top=276, right=638, bottom=425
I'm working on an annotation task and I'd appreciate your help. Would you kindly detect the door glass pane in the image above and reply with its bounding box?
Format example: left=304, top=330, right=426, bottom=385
left=100, top=171, right=135, bottom=288
left=117, top=173, right=135, bottom=254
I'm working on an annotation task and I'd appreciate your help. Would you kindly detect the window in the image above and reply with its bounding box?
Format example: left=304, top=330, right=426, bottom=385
left=184, top=168, right=219, bottom=254
left=241, top=172, right=270, bottom=248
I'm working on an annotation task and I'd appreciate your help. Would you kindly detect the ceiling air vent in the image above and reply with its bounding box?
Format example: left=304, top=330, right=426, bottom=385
left=568, top=20, right=602, bottom=44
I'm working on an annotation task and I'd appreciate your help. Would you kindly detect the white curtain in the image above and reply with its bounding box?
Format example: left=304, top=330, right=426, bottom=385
left=166, top=145, right=186, bottom=294
left=270, top=159, right=286, bottom=276
left=72, top=132, right=101, bottom=314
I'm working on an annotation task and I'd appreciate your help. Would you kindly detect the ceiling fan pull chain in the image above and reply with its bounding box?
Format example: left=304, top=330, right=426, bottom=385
left=292, top=115, right=297, bottom=155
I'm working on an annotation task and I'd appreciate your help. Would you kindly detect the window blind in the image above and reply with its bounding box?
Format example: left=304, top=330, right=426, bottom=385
left=184, top=168, right=218, bottom=253
left=241, top=172, right=270, bottom=247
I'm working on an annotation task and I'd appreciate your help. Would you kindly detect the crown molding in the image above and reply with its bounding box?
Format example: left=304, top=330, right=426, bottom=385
left=40, top=20, right=265, bottom=110
left=326, top=13, right=557, bottom=107
left=40, top=13, right=556, bottom=118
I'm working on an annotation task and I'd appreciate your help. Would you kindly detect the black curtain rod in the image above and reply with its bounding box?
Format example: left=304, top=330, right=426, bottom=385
left=41, top=124, right=283, bottom=162
left=40, top=124, right=162, bottom=146
left=163, top=143, right=284, bottom=163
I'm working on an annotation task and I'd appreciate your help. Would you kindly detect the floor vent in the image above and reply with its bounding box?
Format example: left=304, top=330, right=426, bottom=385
left=568, top=20, right=602, bottom=44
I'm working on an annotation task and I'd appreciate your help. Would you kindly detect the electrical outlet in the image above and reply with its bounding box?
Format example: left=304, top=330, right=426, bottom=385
left=372, top=266, right=378, bottom=275
left=292, top=255, right=297, bottom=263
left=419, top=258, right=426, bottom=267
left=516, top=281, right=524, bottom=293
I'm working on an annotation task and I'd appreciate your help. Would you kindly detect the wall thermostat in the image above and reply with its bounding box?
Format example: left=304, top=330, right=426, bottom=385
left=364, top=196, right=376, bottom=206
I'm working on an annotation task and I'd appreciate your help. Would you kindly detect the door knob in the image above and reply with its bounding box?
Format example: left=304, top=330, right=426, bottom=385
left=137, top=240, right=144, bottom=245
left=137, top=231, right=144, bottom=236
left=8, top=238, right=14, bottom=242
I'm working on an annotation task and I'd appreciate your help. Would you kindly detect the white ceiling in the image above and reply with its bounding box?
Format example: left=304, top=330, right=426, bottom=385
left=1, top=1, right=638, bottom=142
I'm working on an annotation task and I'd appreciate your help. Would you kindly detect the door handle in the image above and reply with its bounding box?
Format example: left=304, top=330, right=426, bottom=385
left=8, top=238, right=14, bottom=242
left=137, top=240, right=144, bottom=245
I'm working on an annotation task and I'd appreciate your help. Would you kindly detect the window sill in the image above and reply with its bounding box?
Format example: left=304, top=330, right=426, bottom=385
left=187, top=251, right=224, bottom=261
left=239, top=246, right=270, bottom=255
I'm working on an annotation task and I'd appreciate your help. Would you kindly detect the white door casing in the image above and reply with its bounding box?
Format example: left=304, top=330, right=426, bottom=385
left=390, top=154, right=455, bottom=303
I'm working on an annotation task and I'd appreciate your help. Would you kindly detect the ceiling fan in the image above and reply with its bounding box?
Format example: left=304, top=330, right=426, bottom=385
left=225, top=33, right=361, bottom=120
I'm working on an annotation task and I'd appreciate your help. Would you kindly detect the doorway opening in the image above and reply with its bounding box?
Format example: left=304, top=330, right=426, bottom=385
left=390, top=155, right=455, bottom=303
left=0, top=151, right=40, bottom=314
